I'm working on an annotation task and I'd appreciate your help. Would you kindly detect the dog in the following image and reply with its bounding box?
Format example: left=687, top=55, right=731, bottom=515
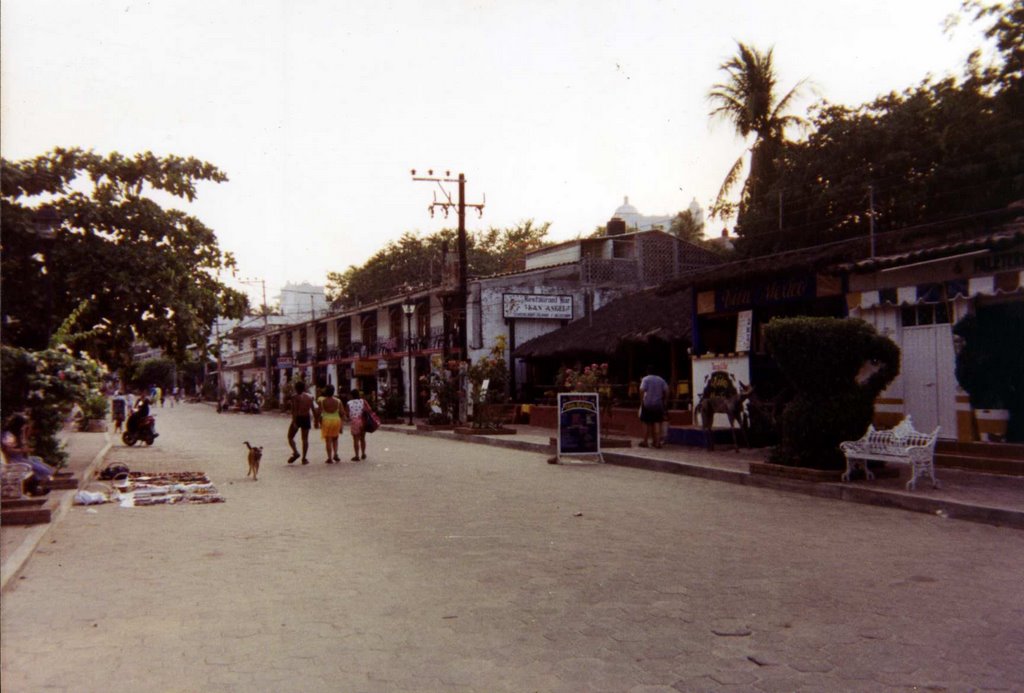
left=244, top=441, right=263, bottom=480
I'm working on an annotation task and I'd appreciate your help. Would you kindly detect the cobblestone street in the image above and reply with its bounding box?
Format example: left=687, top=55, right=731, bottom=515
left=3, top=403, right=1023, bottom=692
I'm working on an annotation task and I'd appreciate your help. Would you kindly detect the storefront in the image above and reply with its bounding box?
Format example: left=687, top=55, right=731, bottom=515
left=692, top=269, right=848, bottom=422
left=845, top=231, right=1024, bottom=441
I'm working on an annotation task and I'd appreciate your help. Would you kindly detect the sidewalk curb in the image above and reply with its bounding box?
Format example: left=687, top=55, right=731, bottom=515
left=1, top=435, right=113, bottom=592
left=382, top=425, right=1024, bottom=530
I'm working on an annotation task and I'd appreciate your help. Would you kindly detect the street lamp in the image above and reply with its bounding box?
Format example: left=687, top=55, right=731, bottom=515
left=402, top=296, right=416, bottom=426
left=33, top=206, right=60, bottom=343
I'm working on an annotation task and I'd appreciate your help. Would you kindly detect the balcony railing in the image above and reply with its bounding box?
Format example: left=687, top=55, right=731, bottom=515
left=224, top=348, right=267, bottom=368
left=314, top=327, right=455, bottom=362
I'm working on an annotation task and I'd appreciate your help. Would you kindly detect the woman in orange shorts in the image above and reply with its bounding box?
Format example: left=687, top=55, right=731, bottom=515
left=315, top=385, right=344, bottom=463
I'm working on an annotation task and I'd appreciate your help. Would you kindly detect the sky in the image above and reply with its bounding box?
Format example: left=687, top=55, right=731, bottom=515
left=1, top=0, right=989, bottom=307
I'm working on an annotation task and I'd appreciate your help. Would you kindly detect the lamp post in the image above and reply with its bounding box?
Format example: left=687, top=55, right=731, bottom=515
left=33, top=206, right=60, bottom=345
left=402, top=296, right=416, bottom=426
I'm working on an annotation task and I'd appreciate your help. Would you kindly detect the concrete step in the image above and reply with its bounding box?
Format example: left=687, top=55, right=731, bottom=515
left=1, top=504, right=51, bottom=525
left=48, top=475, right=79, bottom=490
left=936, top=440, right=1024, bottom=460
left=935, top=453, right=1024, bottom=477
left=665, top=426, right=739, bottom=448
left=935, top=441, right=1024, bottom=476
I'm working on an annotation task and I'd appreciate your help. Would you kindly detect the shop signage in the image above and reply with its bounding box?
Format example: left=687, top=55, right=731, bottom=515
left=276, top=356, right=294, bottom=369
left=557, top=392, right=601, bottom=460
left=503, top=293, right=574, bottom=320
left=735, top=310, right=753, bottom=353
left=716, top=274, right=814, bottom=312
left=354, top=359, right=378, bottom=376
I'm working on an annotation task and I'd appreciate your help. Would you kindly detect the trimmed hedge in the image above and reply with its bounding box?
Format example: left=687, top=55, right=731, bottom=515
left=765, top=317, right=900, bottom=469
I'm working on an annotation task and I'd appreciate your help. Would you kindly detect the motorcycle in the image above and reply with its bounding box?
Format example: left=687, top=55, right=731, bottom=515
left=122, top=414, right=158, bottom=446
left=239, top=393, right=264, bottom=414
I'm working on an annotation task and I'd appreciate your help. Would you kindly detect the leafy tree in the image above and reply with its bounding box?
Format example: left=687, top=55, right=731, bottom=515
left=125, top=358, right=178, bottom=393
left=737, top=1, right=1023, bottom=254
left=707, top=42, right=806, bottom=251
left=327, top=221, right=551, bottom=307
left=1, top=149, right=249, bottom=371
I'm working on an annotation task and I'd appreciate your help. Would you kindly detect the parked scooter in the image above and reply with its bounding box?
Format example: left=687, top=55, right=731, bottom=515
left=239, top=393, right=264, bottom=414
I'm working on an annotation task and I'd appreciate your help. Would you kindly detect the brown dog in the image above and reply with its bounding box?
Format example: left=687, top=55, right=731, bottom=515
left=244, top=441, right=263, bottom=480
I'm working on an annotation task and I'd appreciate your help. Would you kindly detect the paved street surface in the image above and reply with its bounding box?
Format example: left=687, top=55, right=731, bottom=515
left=3, top=404, right=1023, bottom=692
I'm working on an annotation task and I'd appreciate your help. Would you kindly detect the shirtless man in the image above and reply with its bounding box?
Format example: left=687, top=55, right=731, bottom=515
left=287, top=381, right=315, bottom=465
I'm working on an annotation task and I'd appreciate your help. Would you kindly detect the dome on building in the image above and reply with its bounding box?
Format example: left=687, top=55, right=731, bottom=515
left=613, top=196, right=640, bottom=227
left=687, top=197, right=705, bottom=228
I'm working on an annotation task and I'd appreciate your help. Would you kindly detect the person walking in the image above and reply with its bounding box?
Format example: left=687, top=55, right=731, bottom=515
left=639, top=364, right=669, bottom=448
left=287, top=381, right=315, bottom=465
left=346, top=389, right=373, bottom=461
left=111, top=391, right=127, bottom=433
left=315, top=385, right=344, bottom=464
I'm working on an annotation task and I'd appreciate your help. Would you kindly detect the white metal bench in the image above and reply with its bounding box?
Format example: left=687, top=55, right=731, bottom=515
left=840, top=416, right=940, bottom=491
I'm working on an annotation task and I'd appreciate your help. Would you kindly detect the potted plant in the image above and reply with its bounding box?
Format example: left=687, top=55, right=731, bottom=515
left=954, top=309, right=1023, bottom=442
left=466, top=336, right=515, bottom=433
left=78, top=393, right=110, bottom=432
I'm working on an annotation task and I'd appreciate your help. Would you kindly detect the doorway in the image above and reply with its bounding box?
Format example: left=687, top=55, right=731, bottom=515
left=902, top=323, right=957, bottom=437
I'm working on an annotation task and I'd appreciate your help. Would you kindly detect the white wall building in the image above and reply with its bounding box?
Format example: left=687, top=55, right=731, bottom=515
left=469, top=228, right=723, bottom=399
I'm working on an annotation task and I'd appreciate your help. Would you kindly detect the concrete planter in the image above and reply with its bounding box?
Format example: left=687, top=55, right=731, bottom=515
left=749, top=462, right=844, bottom=483
left=454, top=427, right=518, bottom=435
left=415, top=423, right=454, bottom=432
left=974, top=409, right=1010, bottom=442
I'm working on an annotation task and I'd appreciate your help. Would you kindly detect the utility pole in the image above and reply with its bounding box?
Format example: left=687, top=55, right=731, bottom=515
left=239, top=277, right=272, bottom=398
left=410, top=170, right=485, bottom=362
left=868, top=184, right=876, bottom=259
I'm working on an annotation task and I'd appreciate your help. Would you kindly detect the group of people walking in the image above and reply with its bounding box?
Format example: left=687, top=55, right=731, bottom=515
left=287, top=382, right=377, bottom=465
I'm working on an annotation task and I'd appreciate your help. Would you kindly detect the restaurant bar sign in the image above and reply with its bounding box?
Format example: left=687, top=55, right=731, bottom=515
left=503, top=293, right=574, bottom=320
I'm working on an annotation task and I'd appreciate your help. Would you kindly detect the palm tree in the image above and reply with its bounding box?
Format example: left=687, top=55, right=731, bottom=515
left=708, top=42, right=806, bottom=233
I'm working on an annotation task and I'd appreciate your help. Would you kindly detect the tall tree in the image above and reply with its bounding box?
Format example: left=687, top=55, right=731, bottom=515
left=752, top=0, right=1023, bottom=252
left=707, top=42, right=806, bottom=253
left=1, top=148, right=248, bottom=370
left=327, top=221, right=551, bottom=307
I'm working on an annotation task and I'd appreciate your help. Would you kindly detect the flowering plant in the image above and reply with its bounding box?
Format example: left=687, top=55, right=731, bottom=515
left=423, top=355, right=463, bottom=424
left=556, top=362, right=609, bottom=392
left=468, top=336, right=511, bottom=429
left=1, top=345, right=108, bottom=466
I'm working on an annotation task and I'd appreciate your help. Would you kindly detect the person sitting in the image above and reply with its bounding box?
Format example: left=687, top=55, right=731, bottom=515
left=126, top=395, right=151, bottom=433
left=2, top=413, right=55, bottom=496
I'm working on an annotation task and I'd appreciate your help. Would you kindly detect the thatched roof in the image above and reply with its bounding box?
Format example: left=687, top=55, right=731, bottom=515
left=514, top=287, right=693, bottom=359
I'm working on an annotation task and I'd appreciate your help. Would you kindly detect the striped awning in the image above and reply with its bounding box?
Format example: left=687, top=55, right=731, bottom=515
left=850, top=271, right=1024, bottom=310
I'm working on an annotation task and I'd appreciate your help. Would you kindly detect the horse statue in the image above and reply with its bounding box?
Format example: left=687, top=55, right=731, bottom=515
left=696, top=375, right=752, bottom=451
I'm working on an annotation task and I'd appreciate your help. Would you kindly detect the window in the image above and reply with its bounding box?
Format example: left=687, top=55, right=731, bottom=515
left=336, top=318, right=351, bottom=348
left=901, top=303, right=950, bottom=327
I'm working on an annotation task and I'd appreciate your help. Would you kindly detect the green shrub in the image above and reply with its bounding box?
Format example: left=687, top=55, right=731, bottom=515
left=765, top=317, right=899, bottom=469
left=79, top=395, right=110, bottom=421
left=1, top=345, right=107, bottom=466
left=954, top=306, right=1024, bottom=441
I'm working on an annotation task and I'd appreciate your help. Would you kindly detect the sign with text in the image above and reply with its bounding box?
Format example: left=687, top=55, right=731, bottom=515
left=503, top=293, right=574, bottom=320
left=557, top=392, right=601, bottom=460
left=354, top=359, right=379, bottom=376
left=735, top=310, right=753, bottom=353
